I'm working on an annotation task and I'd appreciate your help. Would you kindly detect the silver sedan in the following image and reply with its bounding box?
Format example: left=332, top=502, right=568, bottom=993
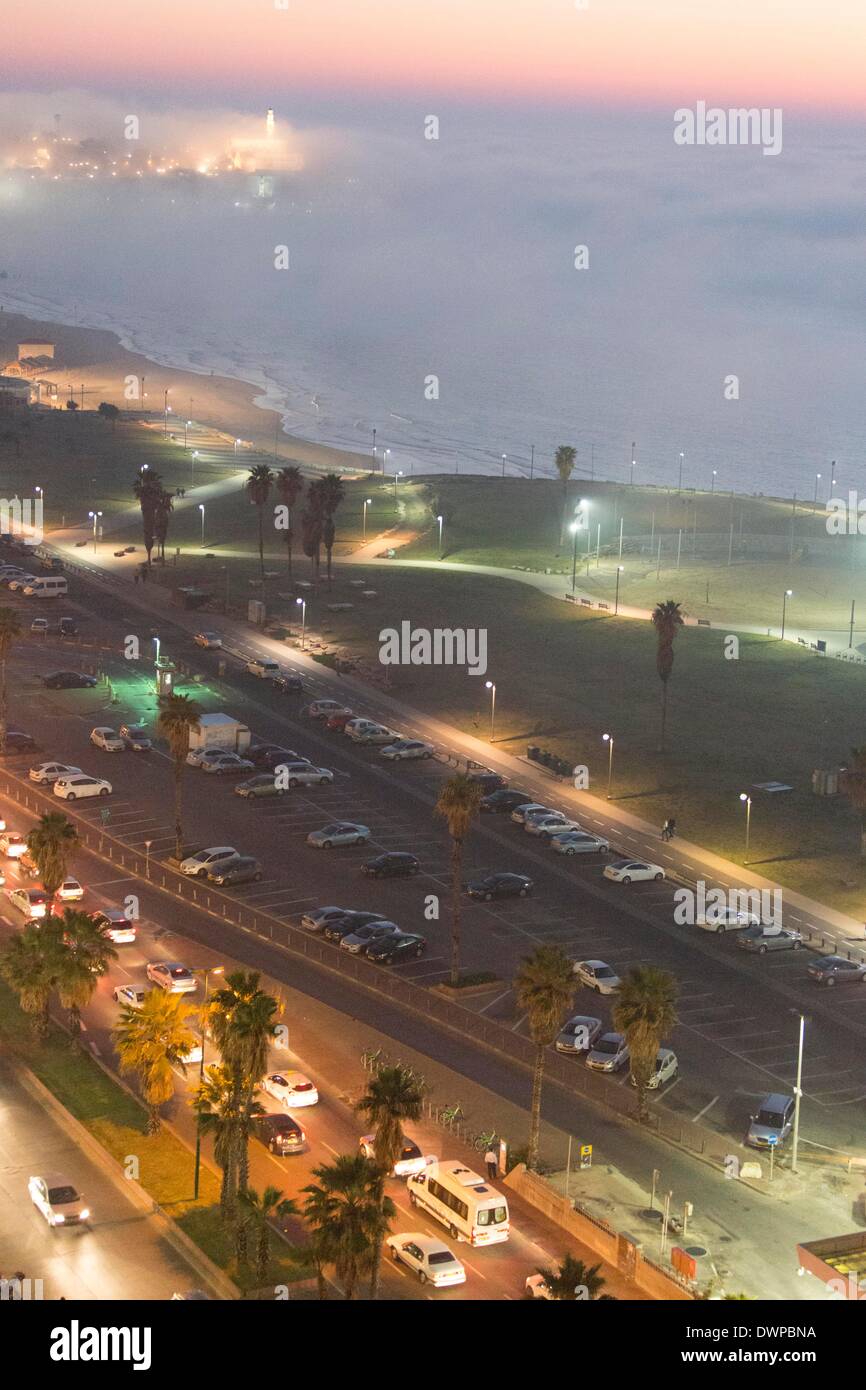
left=306, top=822, right=371, bottom=849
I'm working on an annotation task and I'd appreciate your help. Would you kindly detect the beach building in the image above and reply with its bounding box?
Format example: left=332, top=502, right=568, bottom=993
left=2, top=343, right=56, bottom=381
left=0, top=374, right=32, bottom=403
left=17, top=341, right=55, bottom=361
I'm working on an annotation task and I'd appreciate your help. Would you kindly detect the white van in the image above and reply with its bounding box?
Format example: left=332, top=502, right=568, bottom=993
left=24, top=576, right=68, bottom=599
left=407, top=1160, right=509, bottom=1245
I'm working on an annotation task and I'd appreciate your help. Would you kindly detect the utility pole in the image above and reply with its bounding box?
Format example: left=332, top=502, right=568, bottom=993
left=850, top=599, right=856, bottom=649
left=656, top=535, right=662, bottom=579
left=676, top=528, right=682, bottom=569
left=529, top=443, right=535, bottom=479
left=728, top=522, right=733, bottom=566
left=618, top=517, right=624, bottom=559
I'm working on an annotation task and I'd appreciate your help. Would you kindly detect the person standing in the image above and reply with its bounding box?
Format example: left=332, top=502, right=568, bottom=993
left=485, top=1146, right=498, bottom=1180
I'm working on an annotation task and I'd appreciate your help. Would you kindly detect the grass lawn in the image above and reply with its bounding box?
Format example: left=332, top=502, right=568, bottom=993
left=0, top=982, right=309, bottom=1292
left=267, top=562, right=866, bottom=915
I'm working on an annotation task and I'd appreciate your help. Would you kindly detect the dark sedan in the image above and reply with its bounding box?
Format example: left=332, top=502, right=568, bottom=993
left=479, top=788, right=532, bottom=814
left=468, top=771, right=508, bottom=795
left=0, top=730, right=37, bottom=752
left=467, top=872, right=534, bottom=901
left=362, top=852, right=421, bottom=879
left=252, top=1113, right=307, bottom=1155
left=205, top=855, right=263, bottom=887
left=322, top=910, right=389, bottom=943
left=271, top=673, right=303, bottom=694
left=807, top=955, right=866, bottom=987
left=366, top=932, right=427, bottom=965
left=43, top=671, right=98, bottom=690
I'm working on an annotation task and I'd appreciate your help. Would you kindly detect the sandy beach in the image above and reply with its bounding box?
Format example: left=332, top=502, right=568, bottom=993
left=0, top=310, right=369, bottom=477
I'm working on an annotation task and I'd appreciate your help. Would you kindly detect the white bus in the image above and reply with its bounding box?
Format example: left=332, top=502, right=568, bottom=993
left=407, top=1160, right=509, bottom=1245
left=23, top=576, right=68, bottom=599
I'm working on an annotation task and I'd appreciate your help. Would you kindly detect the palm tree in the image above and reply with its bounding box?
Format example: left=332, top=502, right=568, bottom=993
left=533, top=1254, right=607, bottom=1300
left=0, top=920, right=64, bottom=1039
left=356, top=1064, right=425, bottom=1297
left=114, top=988, right=198, bottom=1134
left=275, top=465, right=304, bottom=576
left=246, top=464, right=274, bottom=578
left=194, top=1064, right=247, bottom=1214
left=54, top=910, right=117, bottom=1039
left=302, top=1155, right=391, bottom=1301
left=435, top=773, right=483, bottom=988
left=237, top=1185, right=297, bottom=1282
left=554, top=444, right=577, bottom=543
left=840, top=748, right=866, bottom=856
left=207, top=971, right=280, bottom=1191
left=613, top=965, right=679, bottom=1122
left=319, top=472, right=345, bottom=589
left=651, top=599, right=684, bottom=751
left=301, top=1182, right=340, bottom=1300
left=97, top=402, right=120, bottom=431
left=301, top=479, right=326, bottom=586
left=0, top=606, right=22, bottom=755
left=157, top=693, right=202, bottom=860
left=26, top=812, right=79, bottom=898
left=133, top=470, right=162, bottom=569
left=153, top=487, right=174, bottom=562
left=514, top=946, right=574, bottom=1169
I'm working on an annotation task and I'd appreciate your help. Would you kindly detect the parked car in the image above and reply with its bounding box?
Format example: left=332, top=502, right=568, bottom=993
left=467, top=872, right=534, bottom=901
left=257, top=747, right=310, bottom=770
left=112, top=983, right=147, bottom=1009
left=246, top=658, right=281, bottom=679
left=746, top=1093, right=794, bottom=1149
left=366, top=932, right=427, bottom=964
left=146, top=961, right=197, bottom=993
left=8, top=573, right=38, bottom=591
left=303, top=699, right=352, bottom=720
left=586, top=1032, right=630, bottom=1073
left=119, top=723, right=152, bottom=752
left=6, top=886, right=52, bottom=920
left=551, top=831, right=609, bottom=855
left=603, top=860, right=665, bottom=884
left=695, top=904, right=761, bottom=932
left=0, top=831, right=27, bottom=858
left=90, top=908, right=137, bottom=944
left=30, top=618, right=49, bottom=635
left=386, top=1233, right=466, bottom=1288
left=274, top=761, right=334, bottom=787
left=186, top=747, right=233, bottom=769
left=480, top=788, right=532, bottom=814
left=29, top=762, right=82, bottom=785
left=807, top=955, right=866, bottom=986
left=630, top=1048, right=678, bottom=1089
left=90, top=726, right=126, bottom=753
left=56, top=878, right=84, bottom=902
left=179, top=847, right=240, bottom=877
left=1, top=730, right=37, bottom=752
left=322, top=910, right=389, bottom=943
left=201, top=752, right=255, bottom=776
left=381, top=739, right=435, bottom=761
left=235, top=774, right=287, bottom=800
left=59, top=618, right=78, bottom=638
left=43, top=671, right=97, bottom=690
left=306, top=822, right=370, bottom=849
left=28, top=1174, right=90, bottom=1227
left=359, top=1135, right=427, bottom=1178
left=510, top=803, right=551, bottom=825
left=54, top=774, right=111, bottom=801
left=573, top=959, right=621, bottom=994
left=260, top=1071, right=319, bottom=1108
left=271, top=672, right=303, bottom=694
left=467, top=770, right=508, bottom=795
left=252, top=1113, right=307, bottom=1156
left=248, top=742, right=293, bottom=767
left=362, top=852, right=420, bottom=879
left=205, top=855, right=263, bottom=886
left=194, top=631, right=222, bottom=649
left=525, top=814, right=582, bottom=840
left=340, top=920, right=402, bottom=954
left=736, top=927, right=802, bottom=954
left=555, top=1015, right=603, bottom=1055
left=324, top=710, right=356, bottom=731
left=301, top=905, right=351, bottom=932
left=345, top=719, right=396, bottom=744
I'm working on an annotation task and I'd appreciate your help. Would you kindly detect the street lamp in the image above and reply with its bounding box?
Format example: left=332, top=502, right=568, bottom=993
left=234, top=437, right=242, bottom=455
left=296, top=596, right=306, bottom=649
left=630, top=446, right=636, bottom=485
left=192, top=964, right=224, bottom=1200
left=184, top=418, right=192, bottom=448
left=813, top=472, right=822, bottom=504
left=394, top=469, right=403, bottom=502
left=362, top=497, right=372, bottom=542
left=711, top=469, right=717, bottom=494
left=501, top=453, right=507, bottom=477
left=678, top=452, right=684, bottom=491
left=569, top=520, right=580, bottom=593
left=191, top=450, right=199, bottom=485
left=153, top=635, right=161, bottom=665
left=88, top=510, right=102, bottom=550
left=384, top=447, right=391, bottom=476
left=437, top=514, right=444, bottom=559
left=485, top=680, right=496, bottom=741
left=790, top=1010, right=807, bottom=1174
left=739, top=792, right=751, bottom=851
left=163, top=388, right=171, bottom=436
left=781, top=588, right=793, bottom=640
left=198, top=503, right=205, bottom=546
left=614, top=564, right=624, bottom=615
left=602, top=732, right=614, bottom=798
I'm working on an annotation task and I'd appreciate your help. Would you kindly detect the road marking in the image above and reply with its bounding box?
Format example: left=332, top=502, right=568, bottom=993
left=693, top=1095, right=719, bottom=1122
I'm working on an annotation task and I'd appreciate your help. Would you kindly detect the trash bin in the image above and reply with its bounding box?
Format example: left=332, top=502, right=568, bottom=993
left=527, top=746, right=539, bottom=761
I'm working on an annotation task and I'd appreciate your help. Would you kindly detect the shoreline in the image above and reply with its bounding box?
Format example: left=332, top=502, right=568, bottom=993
left=0, top=309, right=371, bottom=477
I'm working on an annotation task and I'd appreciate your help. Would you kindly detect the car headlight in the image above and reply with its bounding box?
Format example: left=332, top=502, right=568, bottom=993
left=53, top=1213, right=65, bottom=1223
left=79, top=1208, right=90, bottom=1220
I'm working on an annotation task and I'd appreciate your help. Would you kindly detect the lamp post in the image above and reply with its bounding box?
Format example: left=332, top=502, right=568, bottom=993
left=569, top=520, right=580, bottom=593
left=739, top=792, right=751, bottom=851
left=234, top=437, right=241, bottom=455
left=296, top=596, right=306, bottom=649
left=501, top=453, right=507, bottom=477
left=88, top=510, right=102, bottom=551
left=372, top=426, right=377, bottom=467
left=199, top=503, right=205, bottom=547
left=485, top=680, right=496, bottom=741
left=630, top=445, right=636, bottom=485
left=191, top=450, right=199, bottom=486
left=362, top=497, right=372, bottom=542
left=711, top=469, right=717, bottom=494
left=602, top=732, right=614, bottom=798
left=144, top=839, right=152, bottom=880
left=678, top=452, right=684, bottom=491
left=192, top=964, right=224, bottom=1200
left=781, top=588, right=793, bottom=640
left=153, top=635, right=161, bottom=666
left=163, top=388, right=170, bottom=436
left=184, top=419, right=192, bottom=448
left=790, top=1010, right=807, bottom=1175
left=614, top=564, right=624, bottom=615
left=384, top=447, right=391, bottom=477
left=813, top=472, right=821, bottom=504
left=437, top=514, right=444, bottom=559
left=393, top=469, right=403, bottom=502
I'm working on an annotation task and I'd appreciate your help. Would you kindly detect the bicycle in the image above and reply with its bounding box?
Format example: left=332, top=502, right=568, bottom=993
left=472, top=1129, right=498, bottom=1152
left=361, top=1046, right=385, bottom=1072
left=439, top=1103, right=464, bottom=1128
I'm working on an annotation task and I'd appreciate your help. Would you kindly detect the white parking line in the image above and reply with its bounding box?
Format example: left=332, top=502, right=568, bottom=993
left=693, top=1095, right=719, bottom=1122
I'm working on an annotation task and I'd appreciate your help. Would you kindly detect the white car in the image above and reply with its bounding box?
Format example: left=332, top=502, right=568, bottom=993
left=274, top=761, right=334, bottom=787
left=551, top=831, right=610, bottom=855
left=525, top=814, right=582, bottom=839
left=54, top=774, right=112, bottom=801
left=6, top=886, right=51, bottom=920
left=90, top=727, right=126, bottom=753
left=696, top=905, right=761, bottom=932
left=380, top=740, right=435, bottom=761
left=29, top=762, right=83, bottom=785
left=344, top=720, right=396, bottom=745
left=200, top=752, right=255, bottom=775
left=360, top=1135, right=428, bottom=1178
left=90, top=908, right=137, bottom=944
left=0, top=831, right=28, bottom=858
left=303, top=699, right=352, bottom=720
left=603, top=860, right=665, bottom=884
left=28, top=1174, right=90, bottom=1227
left=260, top=1071, right=319, bottom=1108
left=8, top=573, right=38, bottom=591
left=146, top=961, right=197, bottom=993
left=194, top=631, right=222, bottom=649
left=306, top=822, right=370, bottom=849
left=586, top=1032, right=630, bottom=1072
left=510, top=803, right=552, bottom=825
left=113, top=983, right=147, bottom=1009
left=574, top=959, right=622, bottom=994
left=186, top=746, right=232, bottom=769
left=386, top=1233, right=466, bottom=1288
left=179, top=846, right=240, bottom=877
left=56, top=878, right=84, bottom=902
left=246, top=658, right=281, bottom=679
left=300, top=906, right=350, bottom=932
left=631, top=1047, right=678, bottom=1089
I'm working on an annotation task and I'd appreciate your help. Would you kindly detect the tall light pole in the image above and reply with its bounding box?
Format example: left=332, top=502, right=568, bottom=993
left=384, top=447, right=391, bottom=477
left=372, top=426, right=377, bottom=467
left=569, top=520, right=580, bottom=593
left=199, top=503, right=205, bottom=546
left=791, top=1010, right=807, bottom=1175
left=437, top=514, right=444, bottom=559
left=163, top=388, right=170, bottom=436
left=296, top=596, right=306, bottom=649
left=614, top=564, right=624, bottom=615
left=363, top=497, right=372, bottom=542
left=678, top=451, right=684, bottom=491
left=192, top=964, right=224, bottom=1200
left=394, top=469, right=403, bottom=502
left=813, top=472, right=821, bottom=504
left=191, top=450, right=199, bottom=486
left=88, top=509, right=102, bottom=551
left=184, top=418, right=192, bottom=448
left=153, top=635, right=161, bottom=666
left=602, top=732, right=614, bottom=798
left=501, top=453, right=507, bottom=477
left=234, top=437, right=242, bottom=455
left=630, top=444, right=636, bottom=485
left=781, top=588, right=793, bottom=640
left=739, top=792, right=751, bottom=851
left=485, top=680, right=496, bottom=741
left=711, top=469, right=717, bottom=494
left=830, top=460, right=837, bottom=493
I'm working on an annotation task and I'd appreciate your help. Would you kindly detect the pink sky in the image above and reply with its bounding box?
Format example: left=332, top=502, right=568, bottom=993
left=5, top=0, right=864, bottom=111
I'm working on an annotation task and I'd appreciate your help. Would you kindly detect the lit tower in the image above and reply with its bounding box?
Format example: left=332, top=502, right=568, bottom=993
left=266, top=108, right=275, bottom=139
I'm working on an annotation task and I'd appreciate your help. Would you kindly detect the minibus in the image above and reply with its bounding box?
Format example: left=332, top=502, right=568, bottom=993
left=407, top=1160, right=509, bottom=1245
left=23, top=576, right=68, bottom=598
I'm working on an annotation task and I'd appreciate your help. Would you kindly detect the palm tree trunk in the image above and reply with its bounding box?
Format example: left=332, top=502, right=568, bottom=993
left=315, top=1264, right=327, bottom=1300
left=449, top=836, right=463, bottom=988
left=527, top=1044, right=545, bottom=1169
left=0, top=652, right=7, bottom=754
left=326, top=546, right=333, bottom=590
left=659, top=679, right=669, bottom=751
left=368, top=1175, right=385, bottom=1299
left=258, top=505, right=265, bottom=578
left=173, top=758, right=184, bottom=860
left=257, top=1228, right=269, bottom=1283
left=861, top=816, right=866, bottom=857
left=636, top=1079, right=648, bottom=1123
left=38, top=996, right=50, bottom=1040
left=146, top=1103, right=161, bottom=1135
